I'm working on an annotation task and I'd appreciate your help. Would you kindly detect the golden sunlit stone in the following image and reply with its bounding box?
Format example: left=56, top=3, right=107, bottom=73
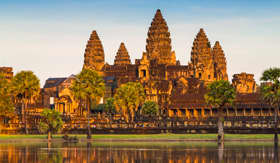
left=114, top=42, right=131, bottom=65
left=83, top=30, right=105, bottom=71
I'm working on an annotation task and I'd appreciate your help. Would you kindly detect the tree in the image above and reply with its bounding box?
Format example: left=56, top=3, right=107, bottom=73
left=11, top=71, right=40, bottom=134
left=0, top=73, right=14, bottom=129
left=114, top=82, right=146, bottom=123
left=39, top=108, right=63, bottom=141
left=104, top=97, right=116, bottom=114
left=260, top=67, right=280, bottom=143
left=141, top=101, right=159, bottom=116
left=204, top=80, right=236, bottom=144
left=0, top=73, right=14, bottom=116
left=70, top=68, right=105, bottom=139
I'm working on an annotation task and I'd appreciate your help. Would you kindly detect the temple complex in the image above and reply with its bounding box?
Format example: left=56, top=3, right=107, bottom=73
left=1, top=9, right=275, bottom=134
left=78, top=9, right=267, bottom=118
left=37, top=9, right=263, bottom=116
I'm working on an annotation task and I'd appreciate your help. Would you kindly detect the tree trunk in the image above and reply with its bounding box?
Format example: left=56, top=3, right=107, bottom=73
left=274, top=106, right=279, bottom=144
left=217, top=108, right=224, bottom=144
left=24, top=101, right=28, bottom=134
left=48, top=130, right=51, bottom=142
left=87, top=99, right=91, bottom=140
left=218, top=141, right=224, bottom=162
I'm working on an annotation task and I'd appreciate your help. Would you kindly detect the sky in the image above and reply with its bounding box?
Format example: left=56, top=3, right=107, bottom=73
left=0, top=0, right=280, bottom=86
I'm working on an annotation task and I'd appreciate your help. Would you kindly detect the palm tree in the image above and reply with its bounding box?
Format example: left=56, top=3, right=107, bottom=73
left=0, top=73, right=14, bottom=128
left=11, top=71, right=40, bottom=134
left=204, top=80, right=236, bottom=144
left=70, top=68, right=105, bottom=139
left=39, top=108, right=63, bottom=141
left=260, top=67, right=280, bottom=143
left=114, top=82, right=146, bottom=123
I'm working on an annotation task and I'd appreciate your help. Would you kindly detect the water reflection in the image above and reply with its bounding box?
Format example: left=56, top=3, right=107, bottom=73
left=0, top=141, right=279, bottom=163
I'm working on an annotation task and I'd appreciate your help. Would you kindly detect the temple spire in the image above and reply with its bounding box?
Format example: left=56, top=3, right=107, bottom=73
left=145, top=9, right=176, bottom=65
left=190, top=28, right=211, bottom=64
left=189, top=28, right=214, bottom=82
left=212, top=41, right=228, bottom=80
left=114, top=42, right=131, bottom=65
left=83, top=30, right=105, bottom=71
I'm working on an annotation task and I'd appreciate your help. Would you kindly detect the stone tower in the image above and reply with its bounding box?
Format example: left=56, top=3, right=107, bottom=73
left=83, top=30, right=105, bottom=71
left=114, top=42, right=131, bottom=65
left=212, top=41, right=228, bottom=81
left=232, top=73, right=257, bottom=93
left=146, top=9, right=176, bottom=65
left=190, top=28, right=214, bottom=83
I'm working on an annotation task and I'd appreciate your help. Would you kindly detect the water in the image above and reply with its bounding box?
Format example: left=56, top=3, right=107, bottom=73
left=0, top=141, right=279, bottom=163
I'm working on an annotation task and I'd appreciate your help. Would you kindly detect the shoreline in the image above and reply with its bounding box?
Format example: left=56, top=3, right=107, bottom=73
left=0, top=134, right=276, bottom=143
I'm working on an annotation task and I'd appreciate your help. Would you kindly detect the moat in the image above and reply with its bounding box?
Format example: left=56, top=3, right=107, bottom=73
left=0, top=141, right=279, bottom=163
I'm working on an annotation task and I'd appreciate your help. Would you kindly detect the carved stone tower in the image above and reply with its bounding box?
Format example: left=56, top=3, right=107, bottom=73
left=114, top=42, right=131, bottom=65
left=83, top=30, right=105, bottom=71
left=190, top=28, right=214, bottom=83
left=232, top=73, right=257, bottom=93
left=146, top=9, right=176, bottom=65
left=212, top=41, right=228, bottom=81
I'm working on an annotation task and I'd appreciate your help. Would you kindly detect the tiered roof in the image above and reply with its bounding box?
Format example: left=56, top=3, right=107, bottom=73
left=212, top=41, right=228, bottom=80
left=83, top=30, right=105, bottom=71
left=114, top=42, right=131, bottom=65
left=190, top=28, right=212, bottom=65
left=146, top=9, right=175, bottom=65
left=212, top=41, right=226, bottom=61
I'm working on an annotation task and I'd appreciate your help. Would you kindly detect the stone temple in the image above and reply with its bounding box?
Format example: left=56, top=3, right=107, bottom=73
left=76, top=9, right=259, bottom=116
left=38, top=9, right=264, bottom=118
left=1, top=9, right=275, bottom=134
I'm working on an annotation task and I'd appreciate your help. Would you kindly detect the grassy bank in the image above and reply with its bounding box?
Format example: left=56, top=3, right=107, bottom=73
left=0, top=134, right=275, bottom=141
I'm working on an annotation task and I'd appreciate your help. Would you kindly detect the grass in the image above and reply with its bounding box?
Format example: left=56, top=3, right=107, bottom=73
left=0, top=134, right=275, bottom=140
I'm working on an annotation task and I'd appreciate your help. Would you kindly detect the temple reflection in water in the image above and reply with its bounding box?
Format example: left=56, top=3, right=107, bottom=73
left=0, top=142, right=278, bottom=163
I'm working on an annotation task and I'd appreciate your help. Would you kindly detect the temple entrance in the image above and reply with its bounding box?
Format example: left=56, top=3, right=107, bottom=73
left=56, top=95, right=73, bottom=115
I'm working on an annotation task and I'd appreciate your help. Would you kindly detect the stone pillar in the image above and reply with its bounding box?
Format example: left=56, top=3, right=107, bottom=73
left=194, top=109, right=198, bottom=118
left=202, top=108, right=205, bottom=118
left=186, top=109, right=190, bottom=118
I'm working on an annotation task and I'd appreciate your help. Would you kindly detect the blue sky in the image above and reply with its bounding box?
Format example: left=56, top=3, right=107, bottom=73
left=0, top=0, right=280, bottom=86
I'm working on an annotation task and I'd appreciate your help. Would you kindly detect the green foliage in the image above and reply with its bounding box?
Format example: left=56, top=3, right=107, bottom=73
left=93, top=104, right=105, bottom=112
left=39, top=108, right=63, bottom=134
left=70, top=68, right=105, bottom=108
left=260, top=68, right=280, bottom=107
left=261, top=84, right=280, bottom=106
left=141, top=101, right=159, bottom=116
left=93, top=98, right=116, bottom=114
left=204, top=80, right=236, bottom=108
left=114, top=82, right=146, bottom=121
left=104, top=97, right=116, bottom=113
left=260, top=68, right=280, bottom=83
left=0, top=73, right=14, bottom=117
left=11, top=71, right=40, bottom=103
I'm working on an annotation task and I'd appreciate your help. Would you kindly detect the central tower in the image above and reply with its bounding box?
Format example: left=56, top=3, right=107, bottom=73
left=145, top=9, right=176, bottom=65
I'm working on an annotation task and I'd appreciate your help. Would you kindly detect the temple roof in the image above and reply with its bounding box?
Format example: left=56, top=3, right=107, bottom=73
left=190, top=28, right=212, bottom=68
left=146, top=9, right=175, bottom=65
left=192, top=28, right=211, bottom=53
left=114, top=42, right=131, bottom=65
left=212, top=41, right=225, bottom=57
left=43, top=78, right=67, bottom=88
left=83, top=30, right=105, bottom=71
